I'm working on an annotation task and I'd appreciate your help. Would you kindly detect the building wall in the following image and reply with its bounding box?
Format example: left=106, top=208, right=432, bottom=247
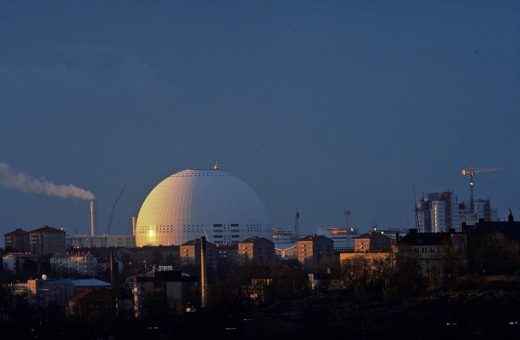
left=397, top=234, right=467, bottom=276
left=354, top=233, right=392, bottom=253
left=417, top=192, right=459, bottom=232
left=238, top=237, right=275, bottom=263
left=50, top=254, right=98, bottom=276
left=66, top=235, right=136, bottom=249
left=4, top=229, right=30, bottom=252
left=30, top=227, right=66, bottom=256
left=2, top=253, right=36, bottom=273
left=179, top=240, right=217, bottom=269
left=296, top=235, right=334, bottom=269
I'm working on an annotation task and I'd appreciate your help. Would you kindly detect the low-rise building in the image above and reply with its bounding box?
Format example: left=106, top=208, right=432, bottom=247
left=296, top=234, right=335, bottom=270
left=179, top=239, right=217, bottom=269
left=354, top=232, right=392, bottom=253
left=396, top=229, right=467, bottom=276
left=4, top=228, right=30, bottom=252
left=2, top=252, right=37, bottom=273
left=50, top=252, right=98, bottom=276
left=66, top=288, right=133, bottom=320
left=462, top=213, right=520, bottom=275
left=8, top=277, right=111, bottom=307
left=238, top=236, right=275, bottom=263
left=66, top=234, right=136, bottom=249
left=133, top=270, right=198, bottom=316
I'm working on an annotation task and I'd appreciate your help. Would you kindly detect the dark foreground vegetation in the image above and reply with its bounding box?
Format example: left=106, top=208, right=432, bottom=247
left=1, top=229, right=519, bottom=339
left=1, top=276, right=519, bottom=339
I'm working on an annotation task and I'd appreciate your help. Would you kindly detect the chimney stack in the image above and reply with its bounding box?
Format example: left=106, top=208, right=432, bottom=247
left=90, top=200, right=96, bottom=236
left=200, top=236, right=208, bottom=309
left=132, top=216, right=137, bottom=236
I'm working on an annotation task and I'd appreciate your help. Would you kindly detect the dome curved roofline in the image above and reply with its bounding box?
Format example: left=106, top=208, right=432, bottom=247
left=135, top=168, right=271, bottom=247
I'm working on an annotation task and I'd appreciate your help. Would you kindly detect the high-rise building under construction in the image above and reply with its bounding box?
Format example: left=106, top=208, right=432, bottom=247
left=416, top=191, right=459, bottom=233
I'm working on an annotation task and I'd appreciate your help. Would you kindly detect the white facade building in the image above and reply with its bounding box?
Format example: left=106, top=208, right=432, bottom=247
left=50, top=253, right=97, bottom=276
left=66, top=234, right=135, bottom=249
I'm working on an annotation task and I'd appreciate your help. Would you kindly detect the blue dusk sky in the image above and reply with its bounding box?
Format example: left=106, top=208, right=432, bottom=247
left=0, top=1, right=519, bottom=238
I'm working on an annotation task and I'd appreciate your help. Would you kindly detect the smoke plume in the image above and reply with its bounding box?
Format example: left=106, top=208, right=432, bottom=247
left=0, top=162, right=95, bottom=201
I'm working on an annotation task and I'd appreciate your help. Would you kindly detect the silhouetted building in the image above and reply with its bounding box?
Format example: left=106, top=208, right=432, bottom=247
left=238, top=236, right=275, bottom=263
left=66, top=288, right=133, bottom=320
left=462, top=215, right=520, bottom=241
left=133, top=270, right=198, bottom=316
left=462, top=214, right=520, bottom=275
left=2, top=252, right=36, bottom=273
left=9, top=277, right=111, bottom=307
left=30, top=225, right=66, bottom=256
left=397, top=229, right=467, bottom=276
left=242, top=278, right=274, bottom=305
left=4, top=228, right=30, bottom=252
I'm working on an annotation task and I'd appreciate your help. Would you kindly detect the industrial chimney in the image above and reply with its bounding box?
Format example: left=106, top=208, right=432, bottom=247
left=200, top=236, right=208, bottom=308
left=132, top=216, right=137, bottom=236
left=90, top=200, right=96, bottom=236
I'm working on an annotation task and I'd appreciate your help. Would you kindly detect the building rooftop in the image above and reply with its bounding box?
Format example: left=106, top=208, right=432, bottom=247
left=30, top=225, right=64, bottom=233
left=4, top=228, right=29, bottom=236
left=462, top=219, right=520, bottom=241
left=298, top=234, right=332, bottom=242
left=398, top=230, right=461, bottom=246
left=240, top=236, right=272, bottom=243
left=354, top=232, right=392, bottom=241
left=72, top=278, right=111, bottom=287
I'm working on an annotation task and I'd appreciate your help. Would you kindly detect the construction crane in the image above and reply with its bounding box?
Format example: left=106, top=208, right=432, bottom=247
left=461, top=167, right=502, bottom=213
left=106, top=185, right=127, bottom=235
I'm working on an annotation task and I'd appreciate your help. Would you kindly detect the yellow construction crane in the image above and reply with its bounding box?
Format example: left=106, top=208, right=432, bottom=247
left=461, top=167, right=502, bottom=213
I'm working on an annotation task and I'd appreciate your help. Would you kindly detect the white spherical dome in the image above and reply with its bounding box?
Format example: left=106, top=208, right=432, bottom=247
left=135, top=168, right=271, bottom=246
